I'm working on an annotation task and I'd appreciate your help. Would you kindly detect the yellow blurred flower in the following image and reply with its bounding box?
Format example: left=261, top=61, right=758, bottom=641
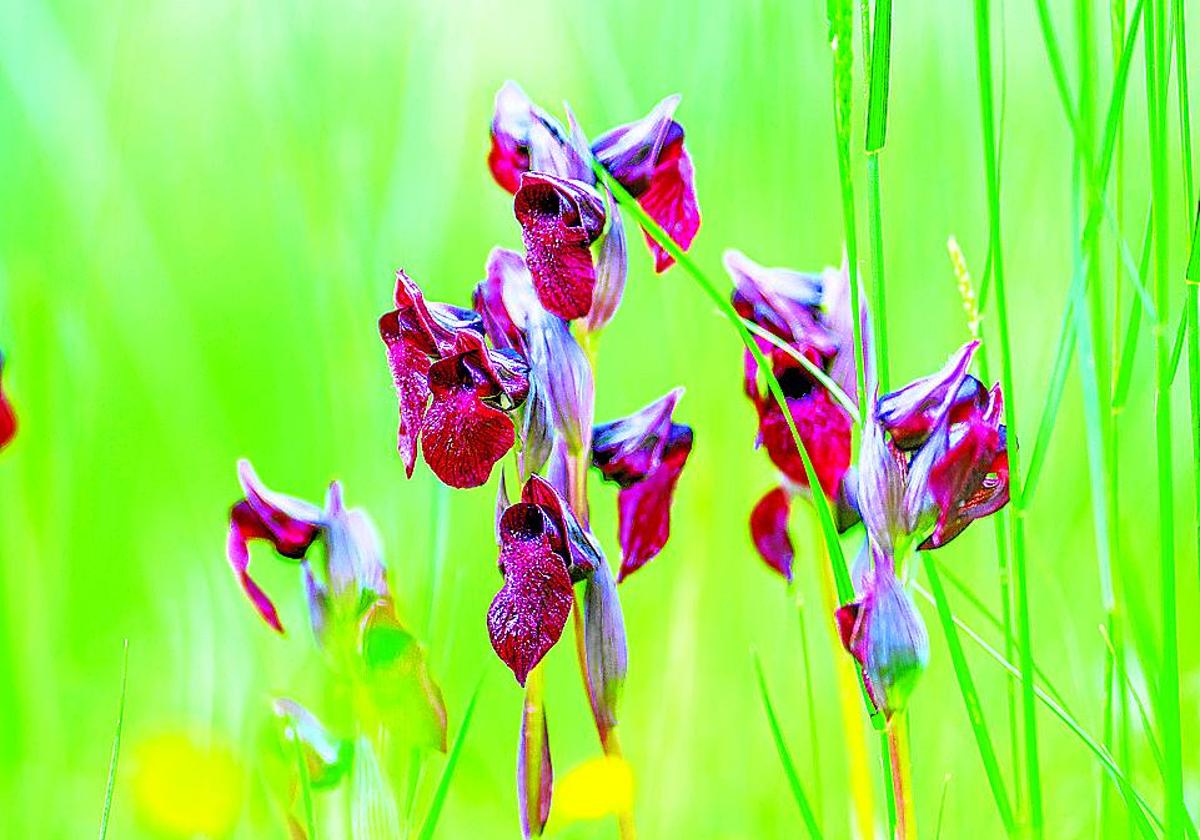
left=552, top=755, right=634, bottom=824
left=132, top=732, right=242, bottom=837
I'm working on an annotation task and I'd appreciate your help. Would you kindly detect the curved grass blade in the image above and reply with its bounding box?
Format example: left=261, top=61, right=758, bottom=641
left=753, top=654, right=824, bottom=840
left=1111, top=208, right=1155, bottom=409
left=97, top=640, right=129, bottom=840
left=292, top=721, right=318, bottom=840
left=740, top=318, right=860, bottom=421
left=925, top=562, right=1016, bottom=836
left=415, top=678, right=483, bottom=840
left=910, top=584, right=1161, bottom=839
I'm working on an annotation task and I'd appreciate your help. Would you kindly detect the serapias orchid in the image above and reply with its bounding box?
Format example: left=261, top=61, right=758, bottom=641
left=725, top=249, right=866, bottom=580
left=488, top=475, right=602, bottom=685
left=0, top=352, right=15, bottom=451
left=226, top=459, right=388, bottom=636
left=837, top=340, right=1010, bottom=718
left=379, top=269, right=530, bottom=488
left=488, top=82, right=700, bottom=320
left=592, top=388, right=694, bottom=581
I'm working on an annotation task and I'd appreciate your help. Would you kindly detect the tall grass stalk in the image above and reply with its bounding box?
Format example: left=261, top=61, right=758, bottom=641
left=864, top=0, right=893, bottom=390
left=1171, top=0, right=1198, bottom=615
left=415, top=679, right=483, bottom=840
left=1142, top=1, right=1186, bottom=834
left=97, top=640, right=129, bottom=840
left=925, top=561, right=1016, bottom=836
left=972, top=0, right=1041, bottom=832
left=753, top=654, right=825, bottom=839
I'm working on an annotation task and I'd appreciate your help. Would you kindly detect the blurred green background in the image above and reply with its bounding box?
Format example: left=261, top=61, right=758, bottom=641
left=1, top=0, right=1197, bottom=837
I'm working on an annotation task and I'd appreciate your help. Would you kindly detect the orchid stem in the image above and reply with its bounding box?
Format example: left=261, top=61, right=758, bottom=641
left=521, top=665, right=547, bottom=837
left=887, top=716, right=915, bottom=840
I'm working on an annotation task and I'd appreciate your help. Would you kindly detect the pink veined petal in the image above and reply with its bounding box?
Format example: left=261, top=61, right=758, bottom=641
left=380, top=311, right=434, bottom=477
left=515, top=174, right=606, bottom=321
left=750, top=487, right=795, bottom=581
left=616, top=427, right=692, bottom=581
left=488, top=505, right=575, bottom=685
left=421, top=379, right=516, bottom=490
left=517, top=699, right=553, bottom=838
left=637, top=138, right=700, bottom=273
left=227, top=501, right=286, bottom=633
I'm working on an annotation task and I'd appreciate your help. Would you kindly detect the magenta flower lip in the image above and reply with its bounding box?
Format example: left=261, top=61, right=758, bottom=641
left=380, top=269, right=530, bottom=488
left=488, top=474, right=604, bottom=684
left=591, top=388, right=694, bottom=581
left=514, top=173, right=607, bottom=322
left=0, top=352, right=15, bottom=451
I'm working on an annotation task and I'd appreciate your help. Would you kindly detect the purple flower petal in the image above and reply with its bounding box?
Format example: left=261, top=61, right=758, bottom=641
left=725, top=249, right=834, bottom=360
left=750, top=487, right=794, bottom=581
left=475, top=248, right=535, bottom=352
left=591, top=96, right=681, bottom=194
left=517, top=697, right=553, bottom=838
left=637, top=134, right=700, bottom=273
left=615, top=425, right=692, bottom=581
left=322, top=482, right=389, bottom=601
left=856, top=420, right=911, bottom=555
left=592, top=387, right=683, bottom=487
left=585, top=189, right=628, bottom=333
left=876, top=340, right=979, bottom=450
left=836, top=551, right=929, bottom=719
left=236, top=460, right=324, bottom=558
left=525, top=310, right=594, bottom=454
left=488, top=504, right=575, bottom=684
left=489, top=81, right=566, bottom=195
left=758, top=390, right=852, bottom=499
left=515, top=173, right=606, bottom=321
left=583, top=561, right=627, bottom=738
left=227, top=500, right=287, bottom=632
left=0, top=352, right=15, bottom=451
left=921, top=383, right=1010, bottom=549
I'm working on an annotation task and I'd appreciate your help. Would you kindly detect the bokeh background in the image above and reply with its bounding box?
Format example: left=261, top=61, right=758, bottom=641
left=1, top=0, right=1197, bottom=837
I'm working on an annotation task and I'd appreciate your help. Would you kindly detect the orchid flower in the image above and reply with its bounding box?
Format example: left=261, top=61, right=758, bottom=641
left=225, top=460, right=388, bottom=636
left=488, top=475, right=602, bottom=685
left=487, top=82, right=699, bottom=321
left=379, top=269, right=530, bottom=488
left=592, top=387, right=695, bottom=581
left=837, top=341, right=1010, bottom=719
left=725, top=249, right=866, bottom=580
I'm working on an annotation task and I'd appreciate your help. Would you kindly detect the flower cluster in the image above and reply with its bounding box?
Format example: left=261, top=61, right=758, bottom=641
left=843, top=341, right=1009, bottom=718
left=373, top=82, right=700, bottom=835
left=725, top=250, right=866, bottom=579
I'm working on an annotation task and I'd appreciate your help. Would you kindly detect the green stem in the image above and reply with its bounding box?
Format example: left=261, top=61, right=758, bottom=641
left=1143, top=1, right=1185, bottom=835
left=973, top=0, right=1041, bottom=832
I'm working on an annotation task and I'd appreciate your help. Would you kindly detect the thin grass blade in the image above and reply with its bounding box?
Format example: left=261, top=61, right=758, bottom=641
left=415, top=678, right=484, bottom=840
left=753, top=654, right=824, bottom=840
left=97, top=640, right=130, bottom=840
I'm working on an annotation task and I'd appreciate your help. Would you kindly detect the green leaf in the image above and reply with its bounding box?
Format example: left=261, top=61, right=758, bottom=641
left=416, top=678, right=484, bottom=840
left=357, top=600, right=448, bottom=752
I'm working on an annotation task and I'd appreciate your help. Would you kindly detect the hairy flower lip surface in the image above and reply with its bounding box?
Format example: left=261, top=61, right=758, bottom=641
left=515, top=172, right=607, bottom=321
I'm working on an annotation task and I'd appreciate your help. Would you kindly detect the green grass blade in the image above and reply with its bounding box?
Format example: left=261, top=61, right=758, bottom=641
left=925, top=562, right=1016, bottom=835
left=740, top=318, right=860, bottom=421
left=753, top=654, right=825, bottom=840
left=865, top=0, right=893, bottom=153
left=910, top=585, right=1161, bottom=838
left=1111, top=209, right=1155, bottom=408
left=97, top=640, right=129, bottom=840
left=1169, top=306, right=1188, bottom=383
left=415, top=678, right=483, bottom=840
left=973, top=0, right=1042, bottom=828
